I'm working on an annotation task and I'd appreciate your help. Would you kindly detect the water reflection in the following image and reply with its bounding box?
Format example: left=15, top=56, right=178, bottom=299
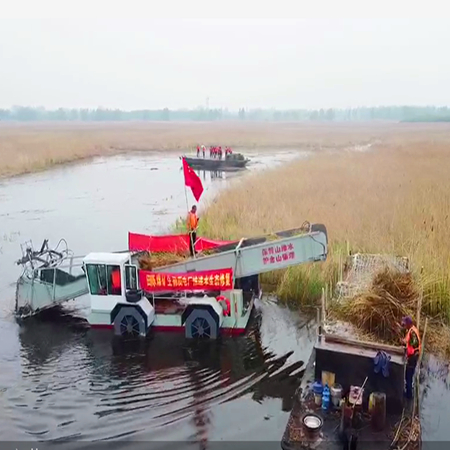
left=11, top=305, right=305, bottom=442
left=0, top=149, right=313, bottom=442
left=196, top=170, right=221, bottom=182
left=194, top=169, right=241, bottom=182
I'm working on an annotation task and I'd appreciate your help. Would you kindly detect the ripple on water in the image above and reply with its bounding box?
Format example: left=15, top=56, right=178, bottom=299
left=0, top=152, right=317, bottom=442
left=3, top=308, right=303, bottom=440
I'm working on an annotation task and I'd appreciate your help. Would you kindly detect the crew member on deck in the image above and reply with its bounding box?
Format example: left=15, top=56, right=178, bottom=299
left=187, top=205, right=199, bottom=257
left=401, top=316, right=421, bottom=399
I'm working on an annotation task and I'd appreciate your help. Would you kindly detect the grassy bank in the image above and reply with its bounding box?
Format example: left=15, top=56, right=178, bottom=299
left=197, top=133, right=450, bottom=349
left=2, top=121, right=450, bottom=178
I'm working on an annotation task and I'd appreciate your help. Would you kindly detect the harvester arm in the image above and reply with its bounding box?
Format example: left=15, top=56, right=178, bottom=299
left=152, top=224, right=328, bottom=279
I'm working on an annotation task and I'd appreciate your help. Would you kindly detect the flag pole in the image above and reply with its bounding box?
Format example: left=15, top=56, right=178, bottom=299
left=183, top=157, right=197, bottom=260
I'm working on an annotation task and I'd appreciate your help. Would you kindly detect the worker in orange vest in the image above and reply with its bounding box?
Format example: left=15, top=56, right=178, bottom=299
left=187, top=205, right=199, bottom=256
left=401, top=316, right=421, bottom=399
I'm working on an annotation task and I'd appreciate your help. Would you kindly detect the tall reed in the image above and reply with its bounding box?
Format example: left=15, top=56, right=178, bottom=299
left=200, top=138, right=450, bottom=319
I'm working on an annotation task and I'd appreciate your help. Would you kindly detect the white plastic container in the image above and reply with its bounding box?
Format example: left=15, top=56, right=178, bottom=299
left=330, top=384, right=343, bottom=407
left=314, top=393, right=322, bottom=406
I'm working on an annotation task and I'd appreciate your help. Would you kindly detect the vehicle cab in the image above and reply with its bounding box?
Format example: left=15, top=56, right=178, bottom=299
left=83, top=252, right=142, bottom=328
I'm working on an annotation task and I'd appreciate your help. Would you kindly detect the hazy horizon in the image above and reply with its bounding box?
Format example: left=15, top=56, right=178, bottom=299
left=1, top=17, right=450, bottom=111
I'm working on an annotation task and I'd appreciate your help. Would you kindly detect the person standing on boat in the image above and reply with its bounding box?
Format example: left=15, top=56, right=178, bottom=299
left=401, top=316, right=421, bottom=399
left=187, top=205, right=199, bottom=256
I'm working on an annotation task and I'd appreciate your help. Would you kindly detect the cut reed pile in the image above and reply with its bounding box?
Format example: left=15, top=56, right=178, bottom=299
left=391, top=415, right=421, bottom=450
left=138, top=252, right=186, bottom=271
left=337, top=268, right=418, bottom=343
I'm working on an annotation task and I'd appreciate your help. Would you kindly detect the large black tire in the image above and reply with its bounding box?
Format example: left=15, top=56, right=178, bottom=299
left=184, top=307, right=219, bottom=340
left=112, top=305, right=147, bottom=338
left=125, top=289, right=142, bottom=303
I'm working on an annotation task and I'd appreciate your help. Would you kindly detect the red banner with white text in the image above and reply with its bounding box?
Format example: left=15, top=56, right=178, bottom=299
left=139, top=268, right=234, bottom=292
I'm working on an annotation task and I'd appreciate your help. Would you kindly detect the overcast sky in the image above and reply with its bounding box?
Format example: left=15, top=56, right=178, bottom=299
left=1, top=4, right=449, bottom=110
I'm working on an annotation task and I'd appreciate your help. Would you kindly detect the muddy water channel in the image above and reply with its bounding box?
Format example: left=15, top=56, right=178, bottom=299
left=0, top=149, right=316, bottom=443
left=0, top=149, right=448, bottom=445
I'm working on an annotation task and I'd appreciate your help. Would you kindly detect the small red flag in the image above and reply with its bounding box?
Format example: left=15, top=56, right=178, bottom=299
left=182, top=157, right=204, bottom=201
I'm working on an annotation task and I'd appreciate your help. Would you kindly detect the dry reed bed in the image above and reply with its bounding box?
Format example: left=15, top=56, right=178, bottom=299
left=200, top=134, right=450, bottom=328
left=2, top=121, right=450, bottom=178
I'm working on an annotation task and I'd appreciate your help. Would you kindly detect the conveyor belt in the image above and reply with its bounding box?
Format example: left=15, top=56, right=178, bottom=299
left=152, top=223, right=328, bottom=279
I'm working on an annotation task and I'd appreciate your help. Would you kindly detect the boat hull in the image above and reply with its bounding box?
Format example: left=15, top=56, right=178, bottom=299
left=183, top=156, right=249, bottom=170
left=88, top=295, right=255, bottom=337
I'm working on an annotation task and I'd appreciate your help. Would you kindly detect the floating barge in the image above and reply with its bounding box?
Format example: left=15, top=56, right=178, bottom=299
left=281, top=313, right=422, bottom=450
left=182, top=154, right=250, bottom=170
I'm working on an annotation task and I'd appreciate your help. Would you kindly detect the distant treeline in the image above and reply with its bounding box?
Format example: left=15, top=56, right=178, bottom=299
left=1, top=105, right=450, bottom=122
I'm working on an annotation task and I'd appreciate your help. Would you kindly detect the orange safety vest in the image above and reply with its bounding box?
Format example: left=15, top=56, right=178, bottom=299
left=187, top=211, right=198, bottom=232
left=405, top=325, right=421, bottom=357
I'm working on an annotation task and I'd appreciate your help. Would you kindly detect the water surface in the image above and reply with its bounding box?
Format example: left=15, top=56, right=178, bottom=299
left=0, top=148, right=449, bottom=444
left=0, top=149, right=314, bottom=443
